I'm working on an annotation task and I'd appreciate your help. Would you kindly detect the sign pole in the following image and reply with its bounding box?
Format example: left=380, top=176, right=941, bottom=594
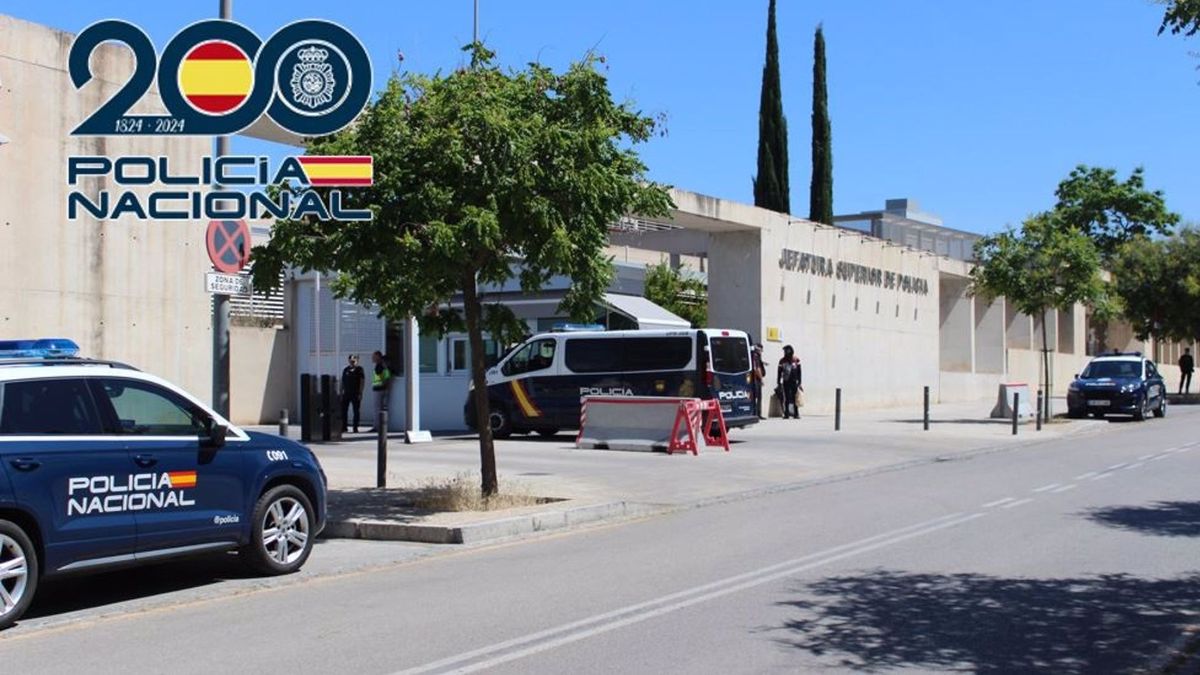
left=211, top=0, right=233, bottom=418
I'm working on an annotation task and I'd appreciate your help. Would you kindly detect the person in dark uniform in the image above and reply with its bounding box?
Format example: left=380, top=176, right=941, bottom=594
left=340, top=354, right=365, bottom=433
left=777, top=345, right=803, bottom=419
left=751, top=343, right=767, bottom=419
left=1180, top=348, right=1194, bottom=395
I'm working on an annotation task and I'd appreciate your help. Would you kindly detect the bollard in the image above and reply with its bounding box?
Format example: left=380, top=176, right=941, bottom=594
left=376, top=410, right=388, bottom=489
left=923, top=386, right=930, bottom=431
left=278, top=408, right=289, bottom=438
left=1012, top=392, right=1019, bottom=436
left=835, top=388, right=842, bottom=431
left=1036, top=390, right=1043, bottom=431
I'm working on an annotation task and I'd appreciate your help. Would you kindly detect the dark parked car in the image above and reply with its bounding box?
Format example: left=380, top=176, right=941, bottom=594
left=1067, top=353, right=1167, bottom=421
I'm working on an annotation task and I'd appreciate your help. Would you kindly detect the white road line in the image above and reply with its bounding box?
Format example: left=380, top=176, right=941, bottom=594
left=1075, top=471, right=1098, bottom=480
left=1124, top=462, right=1144, bottom=470
left=1050, top=484, right=1077, bottom=494
left=1092, top=472, right=1115, bottom=480
left=1032, top=483, right=1061, bottom=493
left=1106, top=463, right=1128, bottom=471
left=1001, top=498, right=1034, bottom=509
left=982, top=497, right=1015, bottom=508
left=1139, top=453, right=1156, bottom=461
left=1177, top=446, right=1195, bottom=453
left=393, top=512, right=986, bottom=675
left=1151, top=454, right=1171, bottom=462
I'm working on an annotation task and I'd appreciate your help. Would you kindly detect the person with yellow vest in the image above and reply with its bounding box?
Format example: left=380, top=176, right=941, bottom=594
left=371, top=350, right=392, bottom=429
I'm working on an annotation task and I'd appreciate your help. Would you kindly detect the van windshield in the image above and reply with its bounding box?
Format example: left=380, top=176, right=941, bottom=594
left=709, top=337, right=750, bottom=373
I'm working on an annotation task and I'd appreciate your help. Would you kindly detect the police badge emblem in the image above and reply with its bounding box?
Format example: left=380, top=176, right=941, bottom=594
left=290, top=45, right=336, bottom=110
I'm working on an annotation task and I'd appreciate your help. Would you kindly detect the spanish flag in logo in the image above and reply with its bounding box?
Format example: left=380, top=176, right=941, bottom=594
left=178, top=40, right=253, bottom=115
left=167, top=471, right=198, bottom=489
left=297, top=156, right=374, bottom=186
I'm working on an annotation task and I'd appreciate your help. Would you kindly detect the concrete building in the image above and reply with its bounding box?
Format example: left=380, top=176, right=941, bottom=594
left=835, top=198, right=982, bottom=262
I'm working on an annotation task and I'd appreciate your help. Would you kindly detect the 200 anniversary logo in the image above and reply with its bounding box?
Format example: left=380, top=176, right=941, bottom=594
left=66, top=18, right=374, bottom=221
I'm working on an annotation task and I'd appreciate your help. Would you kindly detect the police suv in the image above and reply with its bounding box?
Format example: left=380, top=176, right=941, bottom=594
left=1066, top=351, right=1168, bottom=421
left=0, top=339, right=327, bottom=629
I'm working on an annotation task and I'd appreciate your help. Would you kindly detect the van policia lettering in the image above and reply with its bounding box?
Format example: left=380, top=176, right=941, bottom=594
left=66, top=471, right=197, bottom=516
left=67, top=155, right=372, bottom=221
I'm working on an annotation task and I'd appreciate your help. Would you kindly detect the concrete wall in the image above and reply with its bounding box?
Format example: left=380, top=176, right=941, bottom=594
left=0, top=15, right=212, bottom=394
left=0, top=15, right=283, bottom=425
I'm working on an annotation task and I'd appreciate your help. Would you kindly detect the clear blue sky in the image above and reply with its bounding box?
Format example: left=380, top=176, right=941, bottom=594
left=6, top=0, right=1198, bottom=234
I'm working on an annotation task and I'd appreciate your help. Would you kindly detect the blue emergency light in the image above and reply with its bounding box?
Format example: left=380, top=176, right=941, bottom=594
left=0, top=338, right=81, bottom=359
left=551, top=323, right=605, bottom=333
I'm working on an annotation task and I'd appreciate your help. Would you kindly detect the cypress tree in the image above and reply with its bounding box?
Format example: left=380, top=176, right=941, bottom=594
left=753, top=0, right=790, bottom=214
left=809, top=24, right=834, bottom=225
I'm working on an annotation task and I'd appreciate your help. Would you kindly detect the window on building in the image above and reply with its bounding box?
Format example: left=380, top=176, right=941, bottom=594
left=451, top=338, right=501, bottom=371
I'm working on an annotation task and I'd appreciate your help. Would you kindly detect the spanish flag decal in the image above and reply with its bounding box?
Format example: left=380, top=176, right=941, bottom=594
left=167, top=471, right=198, bottom=489
left=297, top=156, right=374, bottom=186
left=178, top=41, right=253, bottom=115
left=510, top=381, right=542, bottom=418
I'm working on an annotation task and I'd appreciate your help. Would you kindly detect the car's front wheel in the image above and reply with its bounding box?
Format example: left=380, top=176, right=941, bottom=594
left=240, top=485, right=315, bottom=576
left=1154, top=395, right=1167, bottom=418
left=1134, top=396, right=1149, bottom=421
left=0, top=520, right=38, bottom=631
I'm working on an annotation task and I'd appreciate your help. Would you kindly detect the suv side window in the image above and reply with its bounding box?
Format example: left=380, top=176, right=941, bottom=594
left=0, top=378, right=104, bottom=435
left=94, top=378, right=206, bottom=436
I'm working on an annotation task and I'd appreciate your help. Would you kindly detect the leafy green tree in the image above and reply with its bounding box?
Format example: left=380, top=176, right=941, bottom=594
left=643, top=262, right=707, bottom=328
left=753, top=0, right=790, bottom=214
left=253, top=45, right=672, bottom=495
left=1110, top=229, right=1200, bottom=342
left=809, top=24, right=834, bottom=225
left=1159, top=0, right=1200, bottom=36
left=971, top=214, right=1110, bottom=412
left=1052, top=165, right=1179, bottom=259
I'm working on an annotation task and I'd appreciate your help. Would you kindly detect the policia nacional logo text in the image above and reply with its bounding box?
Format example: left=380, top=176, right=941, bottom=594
left=67, top=471, right=197, bottom=516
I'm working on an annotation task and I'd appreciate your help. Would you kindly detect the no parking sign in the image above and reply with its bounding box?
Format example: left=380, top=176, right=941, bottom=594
left=206, top=219, right=252, bottom=274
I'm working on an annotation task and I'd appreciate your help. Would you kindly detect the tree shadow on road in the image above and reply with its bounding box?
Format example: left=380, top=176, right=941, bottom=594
left=773, top=569, right=1200, bottom=673
left=1086, top=501, right=1200, bottom=538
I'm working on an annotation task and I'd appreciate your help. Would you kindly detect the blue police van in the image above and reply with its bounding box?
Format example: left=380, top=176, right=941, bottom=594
left=0, top=339, right=327, bottom=629
left=464, top=329, right=757, bottom=438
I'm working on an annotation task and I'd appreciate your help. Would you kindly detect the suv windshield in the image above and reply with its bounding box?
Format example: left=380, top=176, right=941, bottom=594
left=1081, top=361, right=1142, bottom=379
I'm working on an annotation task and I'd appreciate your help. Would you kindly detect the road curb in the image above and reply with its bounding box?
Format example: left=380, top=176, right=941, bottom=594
left=322, top=501, right=667, bottom=544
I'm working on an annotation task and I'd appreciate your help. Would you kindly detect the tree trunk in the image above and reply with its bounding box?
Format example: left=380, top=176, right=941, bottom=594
left=462, top=271, right=499, bottom=496
left=1042, top=308, right=1052, bottom=419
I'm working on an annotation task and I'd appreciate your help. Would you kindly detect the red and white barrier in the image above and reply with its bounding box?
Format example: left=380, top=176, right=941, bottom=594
left=576, top=396, right=730, bottom=454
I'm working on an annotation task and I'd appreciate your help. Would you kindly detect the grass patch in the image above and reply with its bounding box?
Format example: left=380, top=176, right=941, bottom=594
left=406, top=473, right=556, bottom=512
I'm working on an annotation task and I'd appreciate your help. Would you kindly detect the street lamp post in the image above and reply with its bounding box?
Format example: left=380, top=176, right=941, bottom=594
left=211, top=0, right=233, bottom=417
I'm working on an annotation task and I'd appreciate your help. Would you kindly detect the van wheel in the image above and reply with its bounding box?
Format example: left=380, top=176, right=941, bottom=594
left=536, top=428, right=560, bottom=438
left=240, top=485, right=314, bottom=576
left=489, top=404, right=513, bottom=439
left=0, top=520, right=38, bottom=631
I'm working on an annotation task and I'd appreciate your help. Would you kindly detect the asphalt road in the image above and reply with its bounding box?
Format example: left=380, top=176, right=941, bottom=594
left=3, top=410, right=1200, bottom=674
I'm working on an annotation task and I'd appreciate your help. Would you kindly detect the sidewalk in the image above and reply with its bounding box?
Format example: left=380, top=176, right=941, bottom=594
left=251, top=397, right=1106, bottom=544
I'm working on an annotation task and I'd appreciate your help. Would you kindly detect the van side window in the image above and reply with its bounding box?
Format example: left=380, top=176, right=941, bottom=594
left=502, top=339, right=556, bottom=376
left=624, top=337, right=693, bottom=371
left=565, top=339, right=624, bottom=373
left=0, top=378, right=104, bottom=435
